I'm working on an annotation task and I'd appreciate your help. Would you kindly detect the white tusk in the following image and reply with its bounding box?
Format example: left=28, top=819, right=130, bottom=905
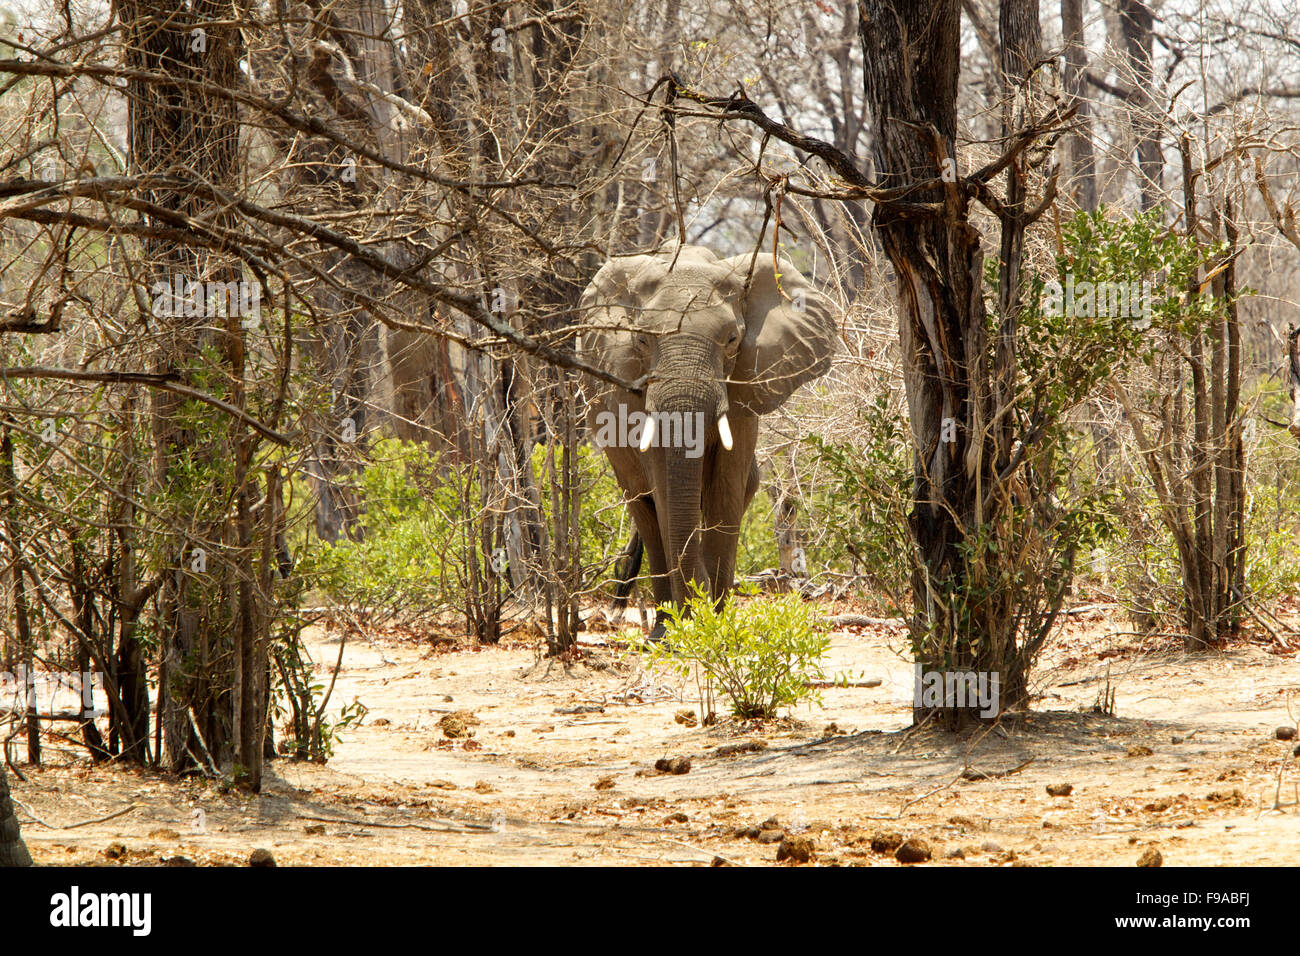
left=717, top=413, right=733, bottom=451
left=639, top=415, right=656, bottom=452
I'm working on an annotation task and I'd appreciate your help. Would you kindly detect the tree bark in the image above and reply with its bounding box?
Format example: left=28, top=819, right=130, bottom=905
left=996, top=0, right=1041, bottom=473
left=0, top=762, right=31, bottom=867
left=0, top=424, right=38, bottom=764
left=860, top=0, right=1007, bottom=721
left=1288, top=326, right=1300, bottom=447
left=1118, top=0, right=1162, bottom=209
left=1061, top=0, right=1098, bottom=209
left=122, top=0, right=256, bottom=777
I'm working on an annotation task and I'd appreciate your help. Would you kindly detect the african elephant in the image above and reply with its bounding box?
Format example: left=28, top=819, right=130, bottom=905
left=579, top=244, right=836, bottom=635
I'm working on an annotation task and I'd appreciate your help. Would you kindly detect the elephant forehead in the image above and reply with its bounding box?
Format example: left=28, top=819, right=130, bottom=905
left=617, top=257, right=736, bottom=295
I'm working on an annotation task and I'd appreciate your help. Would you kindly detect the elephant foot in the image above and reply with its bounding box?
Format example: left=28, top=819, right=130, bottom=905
left=647, top=617, right=668, bottom=643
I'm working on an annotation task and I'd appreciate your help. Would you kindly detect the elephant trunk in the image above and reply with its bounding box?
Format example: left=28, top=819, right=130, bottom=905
left=644, top=343, right=728, bottom=609
left=660, top=435, right=704, bottom=606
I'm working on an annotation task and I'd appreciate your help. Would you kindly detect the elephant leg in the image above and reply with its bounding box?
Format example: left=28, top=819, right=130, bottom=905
left=610, top=531, right=643, bottom=611
left=596, top=429, right=674, bottom=639
left=626, top=495, right=674, bottom=639
left=701, top=421, right=761, bottom=605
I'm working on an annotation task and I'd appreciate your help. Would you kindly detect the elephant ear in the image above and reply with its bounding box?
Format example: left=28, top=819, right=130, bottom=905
left=725, top=255, right=837, bottom=416
left=577, top=257, right=641, bottom=385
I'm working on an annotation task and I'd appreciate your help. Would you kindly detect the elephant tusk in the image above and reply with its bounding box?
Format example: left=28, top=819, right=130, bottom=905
left=717, top=413, right=733, bottom=451
left=639, top=414, right=656, bottom=452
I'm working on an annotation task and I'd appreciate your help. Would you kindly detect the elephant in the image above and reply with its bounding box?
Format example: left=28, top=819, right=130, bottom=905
left=579, top=244, right=837, bottom=635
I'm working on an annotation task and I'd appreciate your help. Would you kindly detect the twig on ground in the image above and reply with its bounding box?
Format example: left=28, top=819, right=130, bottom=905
left=960, top=755, right=1037, bottom=781
left=296, top=812, right=490, bottom=833
left=1063, top=603, right=1120, bottom=615
left=13, top=798, right=139, bottom=829
left=891, top=709, right=938, bottom=755
left=861, top=772, right=964, bottom=820
left=661, top=838, right=749, bottom=867
left=831, top=614, right=906, bottom=628
left=1231, top=588, right=1295, bottom=647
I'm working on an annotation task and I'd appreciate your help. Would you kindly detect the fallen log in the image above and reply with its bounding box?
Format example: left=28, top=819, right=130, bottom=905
left=831, top=613, right=906, bottom=628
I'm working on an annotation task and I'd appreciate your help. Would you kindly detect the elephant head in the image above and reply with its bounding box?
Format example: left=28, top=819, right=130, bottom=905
left=579, top=244, right=836, bottom=626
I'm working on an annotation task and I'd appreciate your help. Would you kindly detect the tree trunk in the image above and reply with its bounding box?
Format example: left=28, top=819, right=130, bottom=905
left=996, top=0, right=1041, bottom=472
left=1061, top=0, right=1098, bottom=210
left=1118, top=0, right=1162, bottom=209
left=1119, top=148, right=1245, bottom=649
left=0, top=762, right=31, bottom=867
left=768, top=460, right=808, bottom=585
left=0, top=424, right=38, bottom=764
left=1288, top=326, right=1300, bottom=448
left=70, top=538, right=111, bottom=763
left=122, top=0, right=258, bottom=780
left=111, top=395, right=152, bottom=763
left=860, top=0, right=1039, bottom=723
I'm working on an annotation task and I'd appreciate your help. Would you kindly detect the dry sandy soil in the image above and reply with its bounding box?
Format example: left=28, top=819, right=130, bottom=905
left=12, top=597, right=1300, bottom=867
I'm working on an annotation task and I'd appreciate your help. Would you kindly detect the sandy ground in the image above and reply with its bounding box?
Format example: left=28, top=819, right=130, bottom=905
left=11, top=597, right=1300, bottom=867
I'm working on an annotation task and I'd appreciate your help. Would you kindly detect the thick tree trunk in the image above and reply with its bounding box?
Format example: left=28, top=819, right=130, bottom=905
left=0, top=762, right=31, bottom=867
left=1, top=425, right=38, bottom=764
left=1061, top=0, right=1098, bottom=210
left=860, top=0, right=1040, bottom=722
left=123, top=1, right=264, bottom=781
left=861, top=0, right=980, bottom=654
left=1118, top=0, right=1162, bottom=209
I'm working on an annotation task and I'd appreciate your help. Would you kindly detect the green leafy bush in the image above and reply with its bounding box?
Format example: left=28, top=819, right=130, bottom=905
left=804, top=392, right=914, bottom=609
left=528, top=441, right=629, bottom=586
left=295, top=437, right=637, bottom=623
left=1234, top=383, right=1300, bottom=600
left=636, top=584, right=831, bottom=721
left=736, top=499, right=780, bottom=574
left=294, top=438, right=460, bottom=624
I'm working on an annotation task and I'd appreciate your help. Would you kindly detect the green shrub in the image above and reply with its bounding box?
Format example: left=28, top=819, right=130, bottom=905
left=804, top=392, right=915, bottom=609
left=1241, top=382, right=1300, bottom=600
left=529, top=441, right=629, bottom=586
left=736, top=498, right=781, bottom=575
left=295, top=437, right=638, bottom=623
left=294, top=437, right=460, bottom=624
left=636, top=584, right=831, bottom=721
